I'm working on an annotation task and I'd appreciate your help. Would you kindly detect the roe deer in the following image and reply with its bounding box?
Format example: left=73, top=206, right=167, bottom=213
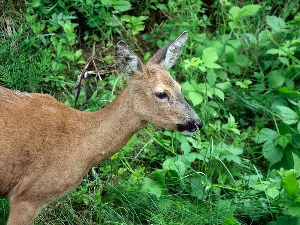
left=0, top=31, right=201, bottom=225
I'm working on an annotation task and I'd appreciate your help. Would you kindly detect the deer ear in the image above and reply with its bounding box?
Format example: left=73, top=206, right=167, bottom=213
left=116, top=41, right=143, bottom=75
left=149, top=31, right=188, bottom=69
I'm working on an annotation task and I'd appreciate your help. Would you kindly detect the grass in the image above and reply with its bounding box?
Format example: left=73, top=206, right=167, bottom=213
left=0, top=198, right=9, bottom=225
left=1, top=1, right=300, bottom=225
left=34, top=180, right=238, bottom=225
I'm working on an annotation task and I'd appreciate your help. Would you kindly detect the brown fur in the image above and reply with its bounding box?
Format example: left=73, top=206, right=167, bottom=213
left=0, top=35, right=200, bottom=224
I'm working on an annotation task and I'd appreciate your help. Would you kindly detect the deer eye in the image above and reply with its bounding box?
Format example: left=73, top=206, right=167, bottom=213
left=156, top=92, right=168, bottom=99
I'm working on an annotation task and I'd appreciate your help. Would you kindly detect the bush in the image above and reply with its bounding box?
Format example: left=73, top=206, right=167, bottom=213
left=1, top=1, right=299, bottom=224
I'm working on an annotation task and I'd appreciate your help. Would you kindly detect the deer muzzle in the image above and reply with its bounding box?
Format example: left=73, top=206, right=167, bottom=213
left=177, top=118, right=202, bottom=132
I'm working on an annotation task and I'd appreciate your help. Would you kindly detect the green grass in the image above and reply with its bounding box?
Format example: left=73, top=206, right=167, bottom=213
left=0, top=198, right=9, bottom=225
left=0, top=0, right=300, bottom=225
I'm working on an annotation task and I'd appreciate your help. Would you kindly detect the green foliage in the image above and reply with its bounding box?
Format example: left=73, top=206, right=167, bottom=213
left=1, top=0, right=300, bottom=224
left=0, top=198, right=9, bottom=225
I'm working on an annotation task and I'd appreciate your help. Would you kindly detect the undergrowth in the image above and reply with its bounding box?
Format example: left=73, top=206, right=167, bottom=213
left=0, top=0, right=300, bottom=224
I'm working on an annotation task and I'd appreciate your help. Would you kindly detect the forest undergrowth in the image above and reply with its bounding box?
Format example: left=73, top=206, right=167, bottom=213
left=0, top=0, right=300, bottom=224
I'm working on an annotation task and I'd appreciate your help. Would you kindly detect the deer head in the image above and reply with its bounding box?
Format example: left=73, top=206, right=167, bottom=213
left=115, top=32, right=202, bottom=133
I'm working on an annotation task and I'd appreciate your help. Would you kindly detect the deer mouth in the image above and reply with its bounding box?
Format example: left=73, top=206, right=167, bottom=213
left=177, top=119, right=202, bottom=133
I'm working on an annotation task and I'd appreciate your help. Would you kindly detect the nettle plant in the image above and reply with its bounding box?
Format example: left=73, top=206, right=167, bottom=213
left=25, top=0, right=150, bottom=76
left=254, top=15, right=300, bottom=169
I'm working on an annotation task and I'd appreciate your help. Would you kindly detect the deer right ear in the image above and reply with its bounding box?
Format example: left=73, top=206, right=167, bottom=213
left=116, top=41, right=143, bottom=75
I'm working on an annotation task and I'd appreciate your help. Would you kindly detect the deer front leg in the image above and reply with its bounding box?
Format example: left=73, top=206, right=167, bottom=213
left=7, top=198, right=42, bottom=225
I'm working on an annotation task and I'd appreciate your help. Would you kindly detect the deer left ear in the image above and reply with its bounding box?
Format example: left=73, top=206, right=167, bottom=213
left=149, top=31, right=188, bottom=69
left=116, top=41, right=143, bottom=75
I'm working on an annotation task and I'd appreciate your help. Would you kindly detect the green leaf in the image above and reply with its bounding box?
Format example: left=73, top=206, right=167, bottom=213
left=282, top=172, right=299, bottom=198
left=214, top=88, right=225, bottom=101
left=278, top=57, right=289, bottom=65
left=221, top=154, right=241, bottom=164
left=202, top=47, right=221, bottom=69
left=240, top=4, right=261, bottom=18
left=206, top=69, right=216, bottom=86
left=236, top=80, right=252, bottom=89
left=278, top=87, right=300, bottom=98
left=181, top=141, right=191, bottom=154
left=226, top=146, right=243, bottom=155
left=293, top=153, right=300, bottom=171
left=31, top=0, right=41, bottom=7
left=276, top=135, right=289, bottom=149
left=268, top=216, right=300, bottom=225
left=223, top=215, right=240, bottom=225
left=205, top=62, right=222, bottom=69
left=190, top=176, right=209, bottom=199
left=101, top=0, right=112, bottom=6
left=215, top=82, right=232, bottom=91
left=188, top=152, right=204, bottom=161
left=262, top=141, right=283, bottom=166
left=266, top=48, right=287, bottom=56
left=275, top=106, right=299, bottom=124
left=188, top=91, right=203, bottom=106
left=74, top=49, right=82, bottom=60
left=255, top=128, right=278, bottom=144
left=132, top=24, right=145, bottom=35
left=182, top=81, right=196, bottom=92
left=267, top=70, right=285, bottom=89
left=288, top=204, right=300, bottom=217
left=112, top=0, right=132, bottom=12
left=229, top=4, right=261, bottom=21
left=163, top=158, right=187, bottom=176
left=266, top=16, right=287, bottom=33
left=153, top=169, right=165, bottom=186
left=142, top=178, right=163, bottom=199
left=225, top=45, right=236, bottom=63
left=266, top=187, right=280, bottom=199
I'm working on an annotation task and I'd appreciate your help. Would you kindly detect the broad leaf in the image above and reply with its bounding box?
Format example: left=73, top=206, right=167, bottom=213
left=266, top=187, right=280, bottom=199
left=288, top=204, right=300, bottom=217
left=275, top=106, right=299, bottom=124
left=214, top=88, right=225, bottom=101
left=142, top=178, right=163, bottom=199
left=190, top=176, right=209, bottom=200
left=202, top=47, right=222, bottom=69
left=163, top=158, right=187, bottom=177
left=206, top=69, right=217, bottom=86
left=221, top=154, right=241, bottom=164
left=216, top=82, right=232, bottom=91
left=255, top=128, right=278, bottom=144
left=267, top=70, right=285, bottom=89
left=293, top=153, right=300, bottom=172
left=112, top=0, right=132, bottom=13
left=266, top=48, right=287, bottom=56
left=282, top=172, right=299, bottom=198
left=266, top=16, right=287, bottom=33
left=262, top=141, right=283, bottom=166
left=229, top=4, right=261, bottom=21
left=188, top=91, right=203, bottom=106
left=276, top=135, right=289, bottom=149
left=181, top=141, right=191, bottom=154
left=182, top=81, right=196, bottom=92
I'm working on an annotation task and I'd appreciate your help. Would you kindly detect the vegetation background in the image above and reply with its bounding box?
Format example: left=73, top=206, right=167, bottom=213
left=0, top=0, right=300, bottom=224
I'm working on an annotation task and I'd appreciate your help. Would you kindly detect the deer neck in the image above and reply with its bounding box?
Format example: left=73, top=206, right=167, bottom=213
left=82, top=86, right=146, bottom=165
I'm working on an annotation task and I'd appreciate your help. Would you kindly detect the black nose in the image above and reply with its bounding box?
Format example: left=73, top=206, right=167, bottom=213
left=177, top=119, right=202, bottom=132
left=194, top=119, right=202, bottom=129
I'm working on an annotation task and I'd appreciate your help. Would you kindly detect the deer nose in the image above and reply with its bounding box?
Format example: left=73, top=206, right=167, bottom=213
left=194, top=118, right=202, bottom=129
left=177, top=118, right=202, bottom=133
